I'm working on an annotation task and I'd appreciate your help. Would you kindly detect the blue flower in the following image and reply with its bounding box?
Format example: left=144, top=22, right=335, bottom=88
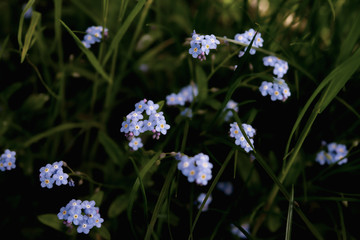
left=40, top=176, right=55, bottom=189
left=235, top=28, right=264, bottom=57
left=180, top=108, right=193, bottom=118
left=145, top=100, right=159, bottom=115
left=231, top=223, right=250, bottom=239
left=316, top=142, right=348, bottom=165
left=58, top=199, right=103, bottom=234
left=229, top=122, right=256, bottom=152
left=189, top=31, right=220, bottom=59
left=189, top=42, right=202, bottom=58
left=53, top=170, right=69, bottom=186
left=0, top=149, right=16, bottom=171
left=129, top=121, right=144, bottom=136
left=82, top=26, right=108, bottom=49
left=39, top=161, right=69, bottom=188
left=120, top=119, right=131, bottom=133
left=196, top=193, right=212, bottom=212
left=129, top=137, right=143, bottom=151
left=224, top=100, right=239, bottom=121
left=155, top=120, right=170, bottom=135
left=259, top=78, right=291, bottom=102
left=176, top=153, right=213, bottom=186
left=135, top=99, right=147, bottom=113
left=217, top=181, right=233, bottom=195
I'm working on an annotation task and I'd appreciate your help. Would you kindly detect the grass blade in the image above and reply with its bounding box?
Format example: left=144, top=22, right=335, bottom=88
left=103, top=0, right=146, bottom=65
left=18, top=0, right=35, bottom=49
left=285, top=185, right=294, bottom=240
left=188, top=149, right=235, bottom=240
left=21, top=11, right=41, bottom=63
left=144, top=162, right=176, bottom=240
left=127, top=151, right=162, bottom=238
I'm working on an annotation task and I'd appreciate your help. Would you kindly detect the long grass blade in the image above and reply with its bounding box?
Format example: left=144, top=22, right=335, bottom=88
left=188, top=149, right=235, bottom=240
left=285, top=185, right=294, bottom=240
left=21, top=11, right=41, bottom=63
left=18, top=0, right=36, bottom=49
left=103, top=0, right=146, bottom=65
left=144, top=162, right=177, bottom=240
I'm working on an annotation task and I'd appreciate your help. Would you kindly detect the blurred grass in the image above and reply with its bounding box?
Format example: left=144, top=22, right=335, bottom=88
left=1, top=0, right=360, bottom=239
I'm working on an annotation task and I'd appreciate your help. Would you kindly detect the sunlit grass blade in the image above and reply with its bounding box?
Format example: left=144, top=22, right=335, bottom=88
left=60, top=20, right=112, bottom=83
left=21, top=11, right=41, bottom=63
left=103, top=0, right=146, bottom=65
left=18, top=0, right=35, bottom=49
left=285, top=185, right=294, bottom=240
left=144, top=162, right=177, bottom=240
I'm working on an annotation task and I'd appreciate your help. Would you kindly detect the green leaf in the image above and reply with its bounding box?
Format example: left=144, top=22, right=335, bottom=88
left=99, top=131, right=125, bottom=167
left=60, top=20, right=111, bottom=83
left=266, top=205, right=282, bottom=232
left=108, top=195, right=129, bottom=218
left=21, top=11, right=41, bottom=63
left=195, top=65, right=208, bottom=101
left=20, top=94, right=49, bottom=112
left=18, top=0, right=36, bottom=49
left=0, top=35, right=9, bottom=60
left=37, top=214, right=64, bottom=232
left=90, top=190, right=104, bottom=206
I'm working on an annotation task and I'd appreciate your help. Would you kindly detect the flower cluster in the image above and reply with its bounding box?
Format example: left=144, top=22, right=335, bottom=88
left=229, top=123, right=256, bottom=152
left=263, top=56, right=289, bottom=78
left=259, top=78, right=291, bottom=102
left=57, top=199, right=104, bottom=234
left=82, top=26, right=108, bottom=49
left=231, top=223, right=250, bottom=239
left=316, top=142, right=348, bottom=165
left=176, top=153, right=213, bottom=186
left=189, top=30, right=220, bottom=60
left=0, top=149, right=16, bottom=171
left=120, top=99, right=170, bottom=150
left=166, top=84, right=198, bottom=106
left=234, top=28, right=264, bottom=57
left=223, top=100, right=239, bottom=122
left=39, top=161, right=69, bottom=189
left=196, top=193, right=212, bottom=212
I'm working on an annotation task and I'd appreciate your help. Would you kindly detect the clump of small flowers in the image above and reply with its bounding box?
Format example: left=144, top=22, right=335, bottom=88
left=120, top=99, right=170, bottom=151
left=234, top=28, right=264, bottom=57
left=166, top=84, right=198, bottom=106
left=196, top=193, right=212, bottom=212
left=39, top=161, right=69, bottom=189
left=259, top=78, right=291, bottom=102
left=0, top=149, right=16, bottom=171
left=176, top=152, right=213, bottom=186
left=231, top=223, right=250, bottom=239
left=263, top=56, right=289, bottom=78
left=189, top=30, right=220, bottom=61
left=223, top=100, right=239, bottom=122
left=57, top=199, right=104, bottom=234
left=82, top=26, right=108, bottom=49
left=229, top=123, right=256, bottom=153
left=316, top=142, right=348, bottom=165
left=216, top=181, right=233, bottom=195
